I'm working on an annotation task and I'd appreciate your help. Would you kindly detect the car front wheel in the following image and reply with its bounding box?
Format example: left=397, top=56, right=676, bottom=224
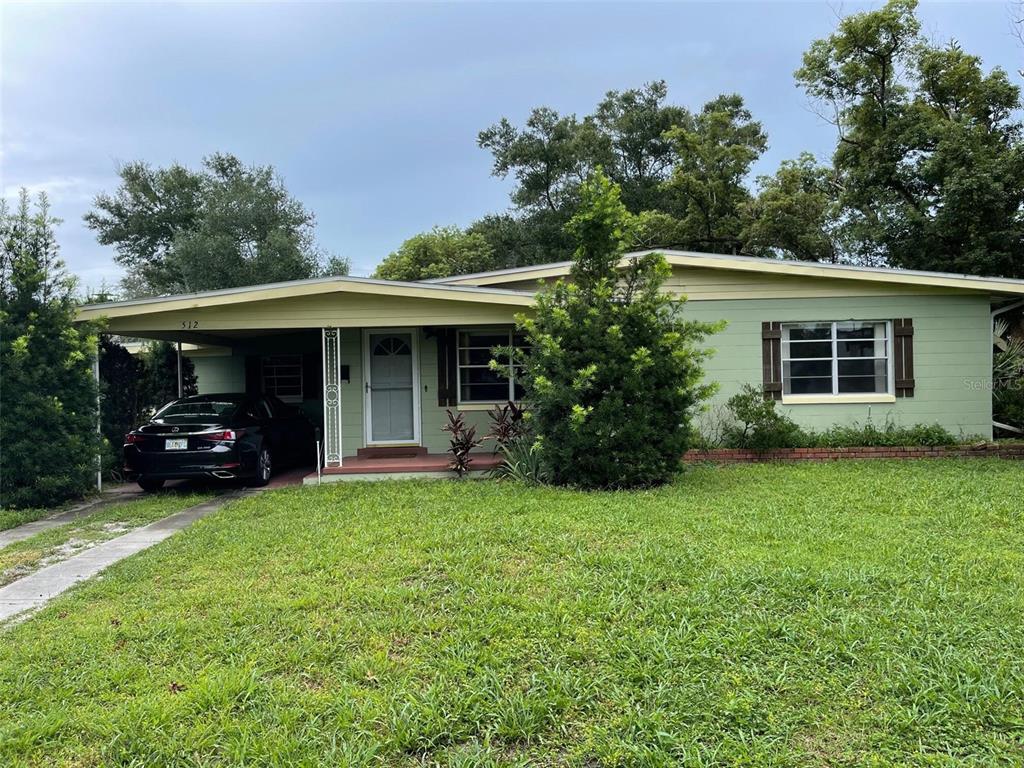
left=253, top=447, right=272, bottom=487
left=138, top=477, right=165, bottom=492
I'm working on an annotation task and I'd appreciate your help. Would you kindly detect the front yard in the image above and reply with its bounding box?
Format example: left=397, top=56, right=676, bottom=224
left=0, top=491, right=215, bottom=587
left=1, top=461, right=1022, bottom=766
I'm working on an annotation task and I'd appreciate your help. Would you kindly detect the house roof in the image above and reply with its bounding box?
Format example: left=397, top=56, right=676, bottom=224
left=428, top=249, right=1024, bottom=297
left=76, top=274, right=535, bottom=322
left=76, top=248, right=1024, bottom=331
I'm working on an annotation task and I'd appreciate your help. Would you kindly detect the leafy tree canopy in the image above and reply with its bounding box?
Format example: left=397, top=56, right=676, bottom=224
left=85, top=153, right=349, bottom=297
left=373, top=226, right=498, bottom=282
left=375, top=81, right=766, bottom=280
left=661, top=94, right=767, bottom=254
left=795, top=0, right=1024, bottom=276
left=742, top=153, right=845, bottom=263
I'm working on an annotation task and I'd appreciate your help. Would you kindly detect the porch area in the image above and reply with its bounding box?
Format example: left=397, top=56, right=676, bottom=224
left=302, top=446, right=502, bottom=483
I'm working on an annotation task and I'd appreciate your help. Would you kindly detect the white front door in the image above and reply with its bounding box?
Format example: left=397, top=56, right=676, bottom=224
left=363, top=330, right=420, bottom=444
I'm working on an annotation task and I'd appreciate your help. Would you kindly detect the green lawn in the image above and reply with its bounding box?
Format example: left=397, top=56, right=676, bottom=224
left=0, top=492, right=216, bottom=587
left=1, top=461, right=1023, bottom=766
left=0, top=502, right=88, bottom=533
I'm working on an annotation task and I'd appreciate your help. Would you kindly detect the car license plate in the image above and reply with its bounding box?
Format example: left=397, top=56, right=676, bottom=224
left=165, top=438, right=188, bottom=451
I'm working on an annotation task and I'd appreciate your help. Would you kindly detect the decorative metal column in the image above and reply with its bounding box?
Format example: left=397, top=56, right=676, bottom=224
left=321, top=327, right=343, bottom=467
left=94, top=343, right=102, bottom=491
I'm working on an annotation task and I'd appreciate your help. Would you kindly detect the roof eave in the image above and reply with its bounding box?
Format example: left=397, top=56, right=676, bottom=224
left=75, top=276, right=536, bottom=322
left=432, top=250, right=1024, bottom=296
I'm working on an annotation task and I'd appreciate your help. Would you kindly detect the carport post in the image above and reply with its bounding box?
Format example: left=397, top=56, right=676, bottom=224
left=94, top=343, right=102, bottom=492
left=322, top=327, right=343, bottom=468
left=176, top=341, right=183, bottom=398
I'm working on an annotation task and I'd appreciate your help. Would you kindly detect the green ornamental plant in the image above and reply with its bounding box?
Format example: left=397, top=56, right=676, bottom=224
left=513, top=170, right=721, bottom=489
left=722, top=385, right=805, bottom=452
left=1, top=192, right=101, bottom=509
left=442, top=409, right=483, bottom=478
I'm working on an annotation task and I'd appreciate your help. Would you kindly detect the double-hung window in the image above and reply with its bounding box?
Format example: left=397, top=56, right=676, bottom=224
left=782, top=321, right=891, bottom=397
left=457, top=329, right=526, bottom=404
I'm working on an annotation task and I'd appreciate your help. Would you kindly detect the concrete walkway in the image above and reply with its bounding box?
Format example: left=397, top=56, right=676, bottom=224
left=0, top=496, right=131, bottom=548
left=0, top=491, right=248, bottom=624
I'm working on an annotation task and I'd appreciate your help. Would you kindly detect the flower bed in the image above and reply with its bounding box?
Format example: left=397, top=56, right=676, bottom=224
left=684, top=443, right=1024, bottom=463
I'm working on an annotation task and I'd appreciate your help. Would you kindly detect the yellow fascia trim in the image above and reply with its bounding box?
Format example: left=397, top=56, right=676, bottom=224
left=76, top=280, right=535, bottom=322
left=657, top=254, right=1021, bottom=294
left=444, top=266, right=570, bottom=286
left=782, top=394, right=897, bottom=405
left=442, top=251, right=1024, bottom=296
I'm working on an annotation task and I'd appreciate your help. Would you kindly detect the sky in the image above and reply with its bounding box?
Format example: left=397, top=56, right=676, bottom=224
left=2, top=1, right=1022, bottom=289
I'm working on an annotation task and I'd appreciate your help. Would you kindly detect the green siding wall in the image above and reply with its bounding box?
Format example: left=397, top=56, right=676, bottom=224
left=683, top=293, right=993, bottom=439
left=187, top=291, right=994, bottom=454
left=189, top=355, right=244, bottom=394
left=338, top=329, right=364, bottom=456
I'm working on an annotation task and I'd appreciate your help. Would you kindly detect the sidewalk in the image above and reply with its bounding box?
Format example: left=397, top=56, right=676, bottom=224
left=0, top=495, right=130, bottom=549
left=0, top=491, right=249, bottom=624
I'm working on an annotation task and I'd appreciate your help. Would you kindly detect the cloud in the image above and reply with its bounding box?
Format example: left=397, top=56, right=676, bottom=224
left=1, top=175, right=106, bottom=205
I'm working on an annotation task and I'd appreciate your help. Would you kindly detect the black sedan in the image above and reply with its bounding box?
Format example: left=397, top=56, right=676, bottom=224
left=124, top=394, right=315, bottom=491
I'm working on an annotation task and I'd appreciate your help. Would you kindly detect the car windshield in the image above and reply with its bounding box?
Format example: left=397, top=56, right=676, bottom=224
left=155, top=399, right=240, bottom=419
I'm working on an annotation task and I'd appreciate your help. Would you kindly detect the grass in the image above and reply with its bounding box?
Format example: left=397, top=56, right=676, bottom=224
left=0, top=501, right=89, bottom=533
left=1, top=460, right=1023, bottom=766
left=0, top=491, right=216, bottom=587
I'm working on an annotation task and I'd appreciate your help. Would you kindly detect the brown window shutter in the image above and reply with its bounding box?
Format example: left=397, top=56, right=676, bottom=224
left=893, top=318, right=915, bottom=397
left=761, top=321, right=782, bottom=401
left=435, top=328, right=458, bottom=407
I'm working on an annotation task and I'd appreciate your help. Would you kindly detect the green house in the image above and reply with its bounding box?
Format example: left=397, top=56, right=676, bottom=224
left=77, top=251, right=1024, bottom=477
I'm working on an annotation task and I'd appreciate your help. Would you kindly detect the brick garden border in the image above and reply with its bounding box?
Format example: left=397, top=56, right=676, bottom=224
left=683, top=443, right=1024, bottom=463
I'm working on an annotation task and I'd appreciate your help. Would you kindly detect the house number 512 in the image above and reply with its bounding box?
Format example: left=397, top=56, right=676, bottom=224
left=181, top=320, right=199, bottom=329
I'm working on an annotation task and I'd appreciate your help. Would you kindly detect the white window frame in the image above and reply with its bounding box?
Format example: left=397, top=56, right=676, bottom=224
left=781, top=320, right=896, bottom=404
left=261, top=354, right=304, bottom=404
left=456, top=327, right=523, bottom=407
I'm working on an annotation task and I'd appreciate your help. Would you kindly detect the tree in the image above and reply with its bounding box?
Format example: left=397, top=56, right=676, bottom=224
left=515, top=171, right=720, bottom=489
left=742, top=153, right=847, bottom=263
left=85, top=153, right=349, bottom=297
left=797, top=0, right=1024, bottom=277
left=662, top=94, right=768, bottom=254
left=142, top=341, right=197, bottom=411
left=422, top=82, right=767, bottom=278
left=1, top=192, right=100, bottom=508
left=592, top=81, right=689, bottom=212
left=373, top=226, right=498, bottom=282
left=98, top=336, right=144, bottom=472
left=468, top=213, right=574, bottom=271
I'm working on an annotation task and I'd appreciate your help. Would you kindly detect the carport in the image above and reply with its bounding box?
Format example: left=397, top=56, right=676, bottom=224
left=77, top=275, right=533, bottom=481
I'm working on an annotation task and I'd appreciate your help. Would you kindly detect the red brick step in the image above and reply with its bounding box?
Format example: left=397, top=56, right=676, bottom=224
left=356, top=445, right=428, bottom=460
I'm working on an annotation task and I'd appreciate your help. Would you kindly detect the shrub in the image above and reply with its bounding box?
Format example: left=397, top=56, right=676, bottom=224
left=515, top=172, right=720, bottom=489
left=490, top=438, right=550, bottom=485
left=721, top=385, right=805, bottom=451
left=442, top=410, right=483, bottom=477
left=486, top=400, right=527, bottom=454
left=1, top=192, right=101, bottom=509
left=812, top=419, right=962, bottom=448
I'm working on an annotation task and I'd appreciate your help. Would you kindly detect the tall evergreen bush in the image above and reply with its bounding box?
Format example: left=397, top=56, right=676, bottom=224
left=515, top=172, right=720, bottom=488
